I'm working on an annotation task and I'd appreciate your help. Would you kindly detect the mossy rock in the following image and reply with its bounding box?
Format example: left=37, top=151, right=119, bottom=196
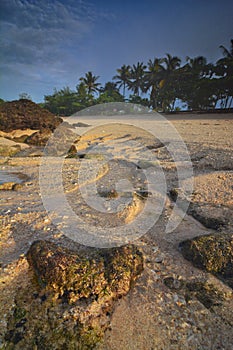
left=4, top=240, right=143, bottom=349
left=179, top=233, right=233, bottom=288
left=27, top=240, right=143, bottom=303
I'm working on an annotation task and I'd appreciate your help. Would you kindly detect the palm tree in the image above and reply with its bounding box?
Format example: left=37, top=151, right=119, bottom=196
left=127, top=62, right=147, bottom=97
left=159, top=54, right=181, bottom=111
left=113, top=65, right=131, bottom=97
left=97, top=81, right=124, bottom=103
left=79, top=71, right=101, bottom=96
left=219, top=39, right=233, bottom=58
left=185, top=56, right=207, bottom=76
left=216, top=39, right=233, bottom=108
left=163, top=53, right=181, bottom=72
left=181, top=56, right=215, bottom=110
left=144, top=58, right=165, bottom=109
left=99, top=81, right=119, bottom=94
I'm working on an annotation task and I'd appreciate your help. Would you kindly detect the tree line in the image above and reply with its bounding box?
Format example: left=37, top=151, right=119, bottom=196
left=42, top=39, right=233, bottom=115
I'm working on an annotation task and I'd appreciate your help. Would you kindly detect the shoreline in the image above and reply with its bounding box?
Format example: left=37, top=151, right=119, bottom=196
left=163, top=111, right=233, bottom=120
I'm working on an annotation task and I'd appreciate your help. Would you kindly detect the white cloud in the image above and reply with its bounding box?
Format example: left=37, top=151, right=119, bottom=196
left=0, top=0, right=98, bottom=67
left=0, top=0, right=107, bottom=100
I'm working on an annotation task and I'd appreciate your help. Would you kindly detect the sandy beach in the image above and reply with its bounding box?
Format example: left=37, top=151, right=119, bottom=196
left=0, top=113, right=233, bottom=349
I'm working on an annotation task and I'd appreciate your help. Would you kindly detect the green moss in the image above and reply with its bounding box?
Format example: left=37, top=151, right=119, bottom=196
left=26, top=240, right=143, bottom=303
left=179, top=233, right=233, bottom=288
left=13, top=307, right=27, bottom=321
left=3, top=240, right=144, bottom=349
left=78, top=327, right=103, bottom=350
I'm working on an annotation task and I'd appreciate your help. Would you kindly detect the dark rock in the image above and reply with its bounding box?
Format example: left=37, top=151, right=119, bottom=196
left=185, top=281, right=225, bottom=309
left=163, top=276, right=227, bottom=310
left=0, top=99, right=62, bottom=133
left=98, top=189, right=119, bottom=199
left=169, top=188, right=179, bottom=202
left=179, top=233, right=233, bottom=288
left=154, top=256, right=164, bottom=263
left=135, top=189, right=151, bottom=199
left=188, top=204, right=227, bottom=230
left=67, top=144, right=78, bottom=157
left=163, top=277, right=184, bottom=290
left=0, top=181, right=22, bottom=190
left=146, top=142, right=164, bottom=150
left=72, top=122, right=90, bottom=127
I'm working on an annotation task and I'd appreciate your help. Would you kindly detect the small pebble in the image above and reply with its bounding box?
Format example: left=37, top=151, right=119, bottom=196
left=155, top=256, right=163, bottom=263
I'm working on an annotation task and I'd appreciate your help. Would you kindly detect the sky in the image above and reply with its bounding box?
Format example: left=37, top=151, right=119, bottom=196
left=0, top=0, right=232, bottom=102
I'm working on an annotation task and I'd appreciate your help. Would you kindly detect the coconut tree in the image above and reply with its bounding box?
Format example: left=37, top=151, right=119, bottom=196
left=127, top=62, right=147, bottom=97
left=185, top=56, right=207, bottom=76
left=163, top=53, right=181, bottom=72
left=144, top=58, right=165, bottom=109
left=79, top=71, right=101, bottom=96
left=97, top=81, right=124, bottom=103
left=178, top=56, right=212, bottom=110
left=219, top=39, right=233, bottom=59
left=158, top=54, right=181, bottom=111
left=215, top=39, right=233, bottom=108
left=99, top=81, right=119, bottom=94
left=113, top=65, right=131, bottom=97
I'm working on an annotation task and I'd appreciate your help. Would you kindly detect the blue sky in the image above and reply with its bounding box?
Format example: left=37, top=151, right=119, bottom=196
left=0, top=0, right=232, bottom=102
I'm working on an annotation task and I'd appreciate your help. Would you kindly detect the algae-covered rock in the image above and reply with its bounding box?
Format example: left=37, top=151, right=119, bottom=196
left=27, top=240, right=143, bottom=303
left=4, top=240, right=143, bottom=349
left=179, top=233, right=233, bottom=288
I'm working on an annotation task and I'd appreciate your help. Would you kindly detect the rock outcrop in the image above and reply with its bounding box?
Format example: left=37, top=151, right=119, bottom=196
left=179, top=233, right=233, bottom=288
left=5, top=240, right=143, bottom=349
left=0, top=99, right=62, bottom=133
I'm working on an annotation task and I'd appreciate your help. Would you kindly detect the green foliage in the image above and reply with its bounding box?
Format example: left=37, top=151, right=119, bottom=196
left=43, top=85, right=95, bottom=116
left=42, top=39, right=233, bottom=114
left=19, top=92, right=32, bottom=100
left=79, top=71, right=101, bottom=95
left=113, top=64, right=131, bottom=97
left=97, top=82, right=124, bottom=103
left=128, top=95, right=150, bottom=107
left=127, top=62, right=147, bottom=97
